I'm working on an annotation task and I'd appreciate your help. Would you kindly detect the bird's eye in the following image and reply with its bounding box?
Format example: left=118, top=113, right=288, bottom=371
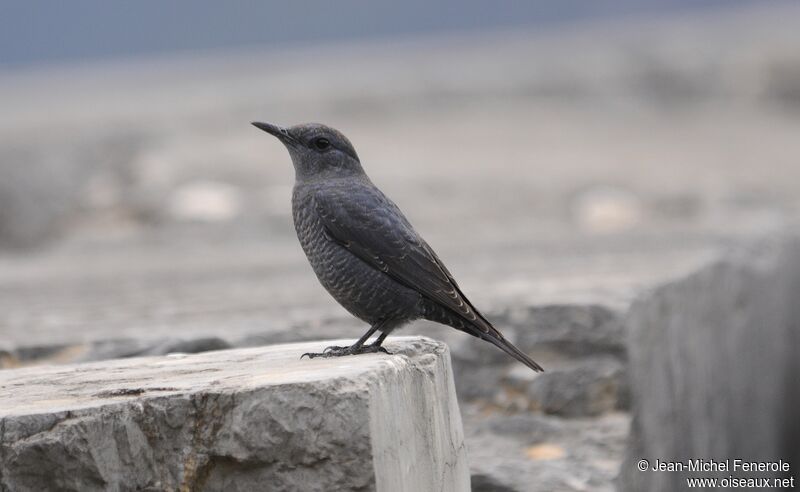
left=313, top=138, right=331, bottom=151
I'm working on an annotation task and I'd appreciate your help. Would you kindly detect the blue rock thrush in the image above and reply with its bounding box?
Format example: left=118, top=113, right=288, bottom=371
left=252, top=122, right=543, bottom=372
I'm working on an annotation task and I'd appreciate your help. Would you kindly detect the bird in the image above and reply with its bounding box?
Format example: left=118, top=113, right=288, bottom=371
left=252, top=121, right=543, bottom=372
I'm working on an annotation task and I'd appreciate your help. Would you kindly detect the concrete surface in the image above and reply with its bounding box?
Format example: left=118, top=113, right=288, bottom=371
left=0, top=337, right=469, bottom=492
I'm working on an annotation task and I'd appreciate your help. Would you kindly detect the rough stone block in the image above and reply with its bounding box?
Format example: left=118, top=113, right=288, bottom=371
left=0, top=337, right=469, bottom=492
left=620, top=235, right=800, bottom=491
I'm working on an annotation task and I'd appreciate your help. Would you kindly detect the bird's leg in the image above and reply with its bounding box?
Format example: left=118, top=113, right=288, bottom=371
left=365, top=330, right=392, bottom=355
left=301, top=321, right=390, bottom=359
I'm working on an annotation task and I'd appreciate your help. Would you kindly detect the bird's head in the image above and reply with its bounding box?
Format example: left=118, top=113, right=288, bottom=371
left=252, top=122, right=364, bottom=181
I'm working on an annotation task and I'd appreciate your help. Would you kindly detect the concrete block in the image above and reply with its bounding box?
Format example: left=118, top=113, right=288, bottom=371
left=0, top=337, right=469, bottom=492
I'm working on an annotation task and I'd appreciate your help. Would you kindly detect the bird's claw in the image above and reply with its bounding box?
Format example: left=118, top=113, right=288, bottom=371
left=300, top=344, right=392, bottom=360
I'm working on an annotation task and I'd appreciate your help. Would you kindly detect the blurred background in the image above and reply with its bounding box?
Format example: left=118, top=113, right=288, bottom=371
left=1, top=1, right=799, bottom=490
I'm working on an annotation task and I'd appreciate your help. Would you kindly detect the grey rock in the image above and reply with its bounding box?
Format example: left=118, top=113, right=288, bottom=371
left=472, top=412, right=561, bottom=443
left=29, top=337, right=235, bottom=366
left=503, top=304, right=625, bottom=358
left=471, top=473, right=520, bottom=492
left=0, top=337, right=469, bottom=492
left=435, top=303, right=626, bottom=406
left=451, top=364, right=510, bottom=403
left=422, top=306, right=625, bottom=406
left=10, top=343, right=73, bottom=362
left=516, top=357, right=625, bottom=417
left=147, top=336, right=232, bottom=356
left=419, top=323, right=517, bottom=401
left=79, top=338, right=162, bottom=361
left=463, top=409, right=629, bottom=492
left=620, top=234, right=800, bottom=491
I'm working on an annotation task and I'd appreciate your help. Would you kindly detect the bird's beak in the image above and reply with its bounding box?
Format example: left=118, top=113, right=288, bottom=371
left=251, top=122, right=297, bottom=147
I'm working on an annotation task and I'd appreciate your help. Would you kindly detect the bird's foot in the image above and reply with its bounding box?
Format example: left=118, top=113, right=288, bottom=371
left=301, top=344, right=392, bottom=359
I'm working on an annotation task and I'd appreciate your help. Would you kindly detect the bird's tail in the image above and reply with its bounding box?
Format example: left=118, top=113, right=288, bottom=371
left=478, top=328, right=544, bottom=372
left=423, top=300, right=543, bottom=371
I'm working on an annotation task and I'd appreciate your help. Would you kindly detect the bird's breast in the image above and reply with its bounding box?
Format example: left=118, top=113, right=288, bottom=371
left=290, top=185, right=422, bottom=324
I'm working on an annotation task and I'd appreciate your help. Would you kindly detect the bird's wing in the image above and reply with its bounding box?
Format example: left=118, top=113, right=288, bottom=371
left=313, top=185, right=488, bottom=328
left=313, top=185, right=543, bottom=373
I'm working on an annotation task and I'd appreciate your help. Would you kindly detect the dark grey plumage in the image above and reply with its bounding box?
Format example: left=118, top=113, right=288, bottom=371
left=252, top=121, right=543, bottom=372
